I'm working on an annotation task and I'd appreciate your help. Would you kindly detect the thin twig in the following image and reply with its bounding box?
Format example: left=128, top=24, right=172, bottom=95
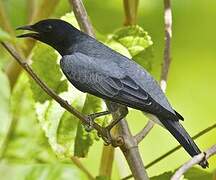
left=1, top=42, right=112, bottom=143
left=171, top=145, right=216, bottom=180
left=135, top=121, right=154, bottom=143
left=122, top=123, right=216, bottom=180
left=134, top=0, right=173, bottom=144
left=68, top=0, right=95, bottom=37
left=71, top=156, right=95, bottom=180
left=160, top=0, right=172, bottom=89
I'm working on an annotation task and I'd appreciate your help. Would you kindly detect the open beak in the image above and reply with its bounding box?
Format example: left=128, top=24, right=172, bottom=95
left=16, top=25, right=40, bottom=39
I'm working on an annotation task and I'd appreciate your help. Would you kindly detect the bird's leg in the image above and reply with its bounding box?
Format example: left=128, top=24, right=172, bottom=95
left=106, top=108, right=128, bottom=131
left=84, top=110, right=110, bottom=132
left=101, top=107, right=128, bottom=146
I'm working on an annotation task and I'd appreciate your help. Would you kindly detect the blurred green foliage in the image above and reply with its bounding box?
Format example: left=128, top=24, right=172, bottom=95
left=30, top=43, right=68, bottom=103
left=0, top=0, right=215, bottom=179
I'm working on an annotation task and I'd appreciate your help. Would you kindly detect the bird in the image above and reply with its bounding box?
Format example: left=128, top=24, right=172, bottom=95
left=16, top=19, right=208, bottom=168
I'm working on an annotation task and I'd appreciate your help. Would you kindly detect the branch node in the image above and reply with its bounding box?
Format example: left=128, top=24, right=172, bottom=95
left=113, top=136, right=124, bottom=147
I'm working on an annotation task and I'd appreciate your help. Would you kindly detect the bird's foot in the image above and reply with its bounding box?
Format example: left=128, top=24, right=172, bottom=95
left=84, top=110, right=110, bottom=132
left=84, top=115, right=94, bottom=132
left=99, top=126, right=124, bottom=147
left=100, top=126, right=113, bottom=146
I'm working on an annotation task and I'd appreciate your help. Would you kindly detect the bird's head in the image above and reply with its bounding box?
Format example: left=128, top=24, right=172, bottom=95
left=16, top=19, right=80, bottom=55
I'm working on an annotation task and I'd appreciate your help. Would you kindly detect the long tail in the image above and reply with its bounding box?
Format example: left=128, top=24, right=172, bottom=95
left=159, top=118, right=209, bottom=168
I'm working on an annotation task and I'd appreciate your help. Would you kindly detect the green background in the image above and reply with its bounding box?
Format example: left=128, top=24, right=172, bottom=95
left=0, top=0, right=215, bottom=179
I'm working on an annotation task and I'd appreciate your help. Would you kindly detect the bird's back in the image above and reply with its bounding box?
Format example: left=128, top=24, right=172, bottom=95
left=64, top=33, right=178, bottom=119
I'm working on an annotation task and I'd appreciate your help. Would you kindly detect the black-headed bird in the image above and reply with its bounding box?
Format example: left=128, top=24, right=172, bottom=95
left=17, top=19, right=208, bottom=168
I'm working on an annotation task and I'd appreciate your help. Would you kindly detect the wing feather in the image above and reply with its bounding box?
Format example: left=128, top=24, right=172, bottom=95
left=60, top=52, right=180, bottom=120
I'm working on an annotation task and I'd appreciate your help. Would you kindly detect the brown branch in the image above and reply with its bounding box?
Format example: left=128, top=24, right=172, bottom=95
left=68, top=0, right=148, bottom=179
left=71, top=156, right=95, bottom=180
left=171, top=145, right=216, bottom=180
left=68, top=0, right=95, bottom=37
left=118, top=120, right=149, bottom=180
left=1, top=42, right=112, bottom=144
left=135, top=121, right=154, bottom=144
left=160, top=0, right=172, bottom=90
left=134, top=0, right=173, bottom=144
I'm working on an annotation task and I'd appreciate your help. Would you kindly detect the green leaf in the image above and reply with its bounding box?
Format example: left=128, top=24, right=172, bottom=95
left=150, top=168, right=213, bottom=180
left=0, top=70, right=11, bottom=153
left=105, top=40, right=131, bottom=58
left=111, top=25, right=153, bottom=57
left=30, top=43, right=68, bottom=103
left=96, top=175, right=110, bottom=180
left=132, top=46, right=153, bottom=72
left=0, top=163, right=84, bottom=180
left=0, top=28, right=12, bottom=41
left=184, top=167, right=213, bottom=180
left=4, top=74, right=56, bottom=163
left=74, top=95, right=104, bottom=157
left=106, top=25, right=154, bottom=71
left=35, top=86, right=86, bottom=158
left=56, top=92, right=86, bottom=157
left=150, top=171, right=172, bottom=180
left=61, top=11, right=80, bottom=29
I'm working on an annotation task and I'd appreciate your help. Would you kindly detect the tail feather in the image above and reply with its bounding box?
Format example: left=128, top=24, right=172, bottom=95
left=159, top=118, right=209, bottom=168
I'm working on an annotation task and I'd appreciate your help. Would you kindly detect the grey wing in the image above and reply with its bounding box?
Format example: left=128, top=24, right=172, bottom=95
left=60, top=52, right=178, bottom=119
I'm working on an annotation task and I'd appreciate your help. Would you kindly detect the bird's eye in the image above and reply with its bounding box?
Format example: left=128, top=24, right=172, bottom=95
left=45, top=25, right=53, bottom=32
